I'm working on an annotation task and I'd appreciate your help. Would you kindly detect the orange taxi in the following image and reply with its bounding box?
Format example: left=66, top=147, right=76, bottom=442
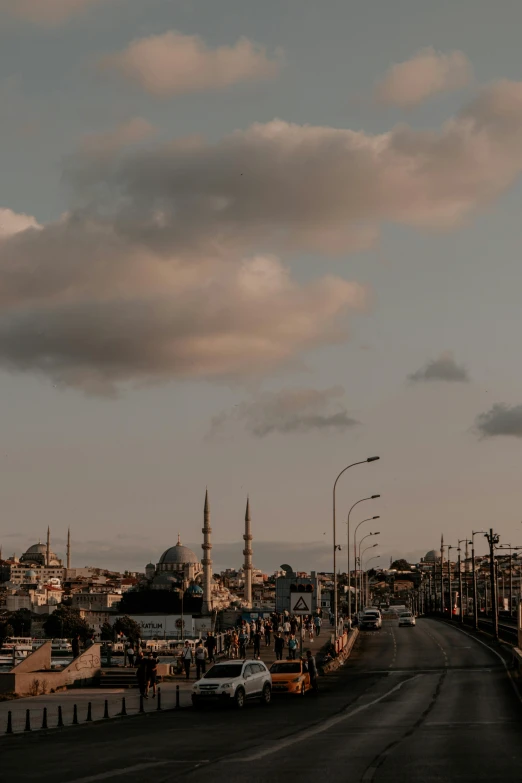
left=269, top=659, right=311, bottom=695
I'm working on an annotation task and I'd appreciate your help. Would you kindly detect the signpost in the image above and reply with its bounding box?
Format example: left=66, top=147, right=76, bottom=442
left=291, top=594, right=313, bottom=615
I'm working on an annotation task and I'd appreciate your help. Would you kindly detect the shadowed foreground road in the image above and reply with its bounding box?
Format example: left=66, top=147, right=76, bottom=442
left=2, top=619, right=522, bottom=782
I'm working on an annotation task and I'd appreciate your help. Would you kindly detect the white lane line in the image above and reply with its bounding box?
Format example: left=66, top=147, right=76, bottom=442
left=224, top=675, right=422, bottom=762
left=65, top=760, right=209, bottom=783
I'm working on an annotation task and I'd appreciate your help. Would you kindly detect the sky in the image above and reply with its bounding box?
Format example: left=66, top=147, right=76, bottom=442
left=1, top=0, right=522, bottom=574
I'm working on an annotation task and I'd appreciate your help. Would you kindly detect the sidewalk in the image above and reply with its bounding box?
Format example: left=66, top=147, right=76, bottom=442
left=0, top=680, right=194, bottom=735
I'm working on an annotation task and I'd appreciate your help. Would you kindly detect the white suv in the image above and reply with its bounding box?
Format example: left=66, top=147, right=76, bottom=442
left=192, top=660, right=272, bottom=709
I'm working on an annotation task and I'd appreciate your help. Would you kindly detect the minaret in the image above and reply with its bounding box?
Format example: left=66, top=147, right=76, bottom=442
left=46, top=526, right=51, bottom=566
left=243, top=497, right=253, bottom=609
left=201, top=489, right=213, bottom=614
left=67, top=528, right=71, bottom=570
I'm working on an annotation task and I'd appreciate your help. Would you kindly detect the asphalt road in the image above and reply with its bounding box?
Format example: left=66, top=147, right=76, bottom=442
left=2, top=618, right=522, bottom=783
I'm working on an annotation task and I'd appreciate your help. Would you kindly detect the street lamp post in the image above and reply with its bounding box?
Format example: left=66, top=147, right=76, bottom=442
left=457, top=539, right=471, bottom=624
left=332, top=457, right=380, bottom=637
left=365, top=555, right=381, bottom=606
left=354, top=520, right=380, bottom=613
left=485, top=529, right=500, bottom=641
left=472, top=530, right=486, bottom=630
left=361, top=545, right=379, bottom=606
left=359, top=535, right=379, bottom=611
left=346, top=495, right=380, bottom=622
left=447, top=545, right=456, bottom=619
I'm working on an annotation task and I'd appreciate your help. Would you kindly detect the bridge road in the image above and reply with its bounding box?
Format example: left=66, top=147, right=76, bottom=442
left=1, top=619, right=521, bottom=783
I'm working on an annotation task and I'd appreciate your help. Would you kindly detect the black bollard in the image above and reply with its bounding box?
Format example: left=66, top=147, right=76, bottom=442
left=57, top=705, right=64, bottom=727
left=121, top=696, right=127, bottom=716
left=72, top=704, right=78, bottom=725
left=156, top=687, right=161, bottom=711
left=176, top=684, right=180, bottom=710
left=41, top=707, right=48, bottom=730
left=6, top=711, right=13, bottom=735
left=24, top=709, right=31, bottom=732
left=103, top=699, right=109, bottom=719
left=86, top=702, right=92, bottom=722
left=139, top=694, right=144, bottom=713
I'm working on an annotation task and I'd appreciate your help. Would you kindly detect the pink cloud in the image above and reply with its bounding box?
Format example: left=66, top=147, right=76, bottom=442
left=99, top=30, right=281, bottom=96
left=375, top=47, right=472, bottom=108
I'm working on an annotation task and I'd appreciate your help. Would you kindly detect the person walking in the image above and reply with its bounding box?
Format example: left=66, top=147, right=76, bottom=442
left=231, top=631, right=239, bottom=659
left=182, top=641, right=193, bottom=680
left=314, top=615, right=322, bottom=637
left=224, top=630, right=232, bottom=658
left=145, top=652, right=158, bottom=698
left=136, top=654, right=148, bottom=697
left=308, top=622, right=314, bottom=642
left=195, top=641, right=207, bottom=680
left=127, top=643, right=135, bottom=668
left=306, top=650, right=319, bottom=692
left=283, top=619, right=291, bottom=639
left=253, top=629, right=262, bottom=660
left=264, top=621, right=272, bottom=646
left=205, top=632, right=217, bottom=663
left=274, top=633, right=285, bottom=660
left=239, top=628, right=248, bottom=659
left=288, top=634, right=298, bottom=660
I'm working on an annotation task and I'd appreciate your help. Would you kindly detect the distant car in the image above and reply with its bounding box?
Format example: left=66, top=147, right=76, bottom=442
left=361, top=610, right=382, bottom=630
left=269, top=660, right=311, bottom=696
left=398, top=612, right=416, bottom=627
left=192, top=660, right=272, bottom=709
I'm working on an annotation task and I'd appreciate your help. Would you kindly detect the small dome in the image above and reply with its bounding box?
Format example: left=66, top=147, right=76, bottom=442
left=186, top=583, right=203, bottom=596
left=424, top=550, right=440, bottom=563
left=146, top=563, right=155, bottom=569
left=24, top=569, right=37, bottom=579
left=159, top=541, right=199, bottom=566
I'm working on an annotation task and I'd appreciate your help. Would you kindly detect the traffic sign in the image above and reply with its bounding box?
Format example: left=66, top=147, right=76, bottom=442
left=291, top=594, right=312, bottom=614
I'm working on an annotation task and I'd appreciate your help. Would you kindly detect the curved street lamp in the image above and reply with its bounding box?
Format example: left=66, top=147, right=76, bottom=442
left=332, top=457, right=380, bottom=635
left=354, top=517, right=380, bottom=613
left=363, top=553, right=381, bottom=607
left=345, top=494, right=380, bottom=622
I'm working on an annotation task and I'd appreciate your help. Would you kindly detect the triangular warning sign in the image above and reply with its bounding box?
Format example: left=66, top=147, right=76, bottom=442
left=292, top=596, right=309, bottom=611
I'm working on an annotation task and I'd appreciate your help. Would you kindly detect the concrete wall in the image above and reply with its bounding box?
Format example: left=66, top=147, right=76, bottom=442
left=0, top=643, right=102, bottom=696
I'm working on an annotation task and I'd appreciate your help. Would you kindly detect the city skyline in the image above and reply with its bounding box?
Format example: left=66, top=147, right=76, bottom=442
left=2, top=1, right=522, bottom=566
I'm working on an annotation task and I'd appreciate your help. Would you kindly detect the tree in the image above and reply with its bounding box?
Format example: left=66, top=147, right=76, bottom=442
left=8, top=609, right=33, bottom=636
left=43, top=607, right=91, bottom=641
left=100, top=622, right=115, bottom=641
left=112, top=615, right=141, bottom=643
left=390, top=559, right=411, bottom=571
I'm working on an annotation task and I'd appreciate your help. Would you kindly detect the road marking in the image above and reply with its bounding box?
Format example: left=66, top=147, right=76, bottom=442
left=224, top=675, right=422, bottom=762
left=65, top=760, right=209, bottom=783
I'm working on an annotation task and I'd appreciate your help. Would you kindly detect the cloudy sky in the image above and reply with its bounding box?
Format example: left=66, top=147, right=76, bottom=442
left=1, top=0, right=522, bottom=574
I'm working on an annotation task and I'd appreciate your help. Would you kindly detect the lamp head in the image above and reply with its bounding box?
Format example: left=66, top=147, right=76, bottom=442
left=367, top=456, right=380, bottom=462
left=371, top=494, right=380, bottom=499
left=372, top=515, right=380, bottom=520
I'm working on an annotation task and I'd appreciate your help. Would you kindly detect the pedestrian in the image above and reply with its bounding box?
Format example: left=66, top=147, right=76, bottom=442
left=224, top=630, right=231, bottom=658
left=182, top=641, right=193, bottom=680
left=145, top=652, right=157, bottom=698
left=283, top=619, right=291, bottom=638
left=264, top=621, right=271, bottom=646
left=306, top=650, right=319, bottom=692
left=72, top=634, right=80, bottom=659
left=205, top=632, right=217, bottom=663
left=136, top=654, right=148, bottom=697
left=195, top=641, right=207, bottom=680
left=274, top=633, right=285, bottom=660
left=253, top=629, right=262, bottom=660
left=308, top=622, right=314, bottom=642
left=288, top=634, right=298, bottom=660
left=231, top=632, right=239, bottom=659
left=127, top=643, right=135, bottom=668
left=314, top=615, right=322, bottom=637
left=85, top=635, right=95, bottom=649
left=239, top=629, right=248, bottom=659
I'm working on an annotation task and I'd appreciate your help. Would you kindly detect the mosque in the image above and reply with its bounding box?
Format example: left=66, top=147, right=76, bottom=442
left=138, top=490, right=254, bottom=614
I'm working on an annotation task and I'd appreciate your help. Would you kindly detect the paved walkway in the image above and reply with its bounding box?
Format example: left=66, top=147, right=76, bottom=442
left=0, top=681, right=194, bottom=735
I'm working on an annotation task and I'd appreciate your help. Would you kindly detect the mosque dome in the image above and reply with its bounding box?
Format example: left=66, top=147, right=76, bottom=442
left=24, top=569, right=37, bottom=580
left=185, top=583, right=204, bottom=596
left=424, top=550, right=440, bottom=563
left=159, top=540, right=199, bottom=566
left=26, top=543, right=47, bottom=555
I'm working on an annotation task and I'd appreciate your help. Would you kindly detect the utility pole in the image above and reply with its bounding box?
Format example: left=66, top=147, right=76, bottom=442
left=485, top=529, right=500, bottom=641
left=472, top=530, right=486, bottom=630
